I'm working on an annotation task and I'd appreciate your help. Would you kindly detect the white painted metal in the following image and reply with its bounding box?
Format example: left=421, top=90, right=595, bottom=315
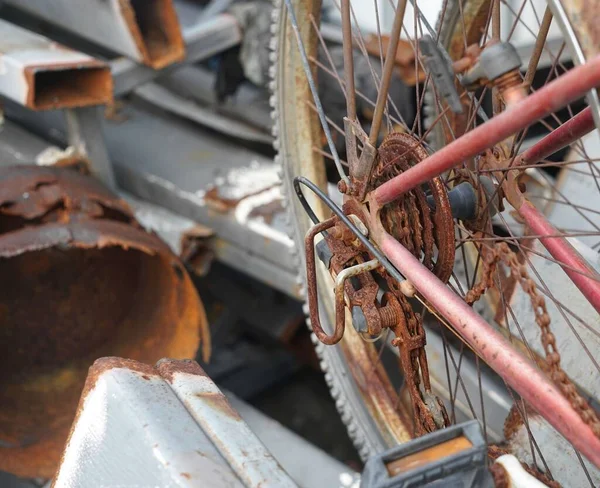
left=54, top=358, right=298, bottom=488
left=2, top=0, right=184, bottom=68
left=163, top=361, right=298, bottom=488
left=54, top=363, right=244, bottom=487
left=0, top=19, right=111, bottom=110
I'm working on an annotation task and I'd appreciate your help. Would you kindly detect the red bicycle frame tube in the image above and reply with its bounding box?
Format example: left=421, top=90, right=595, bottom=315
left=515, top=106, right=595, bottom=166
left=372, top=55, right=600, bottom=206
left=379, top=231, right=600, bottom=468
left=519, top=201, right=600, bottom=314
left=370, top=55, right=600, bottom=313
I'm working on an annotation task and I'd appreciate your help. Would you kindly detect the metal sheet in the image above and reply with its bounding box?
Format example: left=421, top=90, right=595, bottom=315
left=2, top=0, right=184, bottom=69
left=158, top=65, right=273, bottom=134
left=157, top=359, right=297, bottom=488
left=53, top=358, right=244, bottom=488
left=0, top=19, right=112, bottom=110
left=65, top=107, right=115, bottom=188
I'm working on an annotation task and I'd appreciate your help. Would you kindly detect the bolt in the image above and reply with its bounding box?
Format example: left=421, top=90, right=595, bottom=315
left=338, top=180, right=348, bottom=194
left=379, top=305, right=400, bottom=327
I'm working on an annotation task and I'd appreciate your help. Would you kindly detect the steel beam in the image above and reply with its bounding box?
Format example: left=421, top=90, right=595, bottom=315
left=65, top=107, right=116, bottom=188
left=0, top=19, right=112, bottom=110
left=2, top=103, right=300, bottom=299
left=2, top=0, right=185, bottom=69
left=112, top=12, right=241, bottom=96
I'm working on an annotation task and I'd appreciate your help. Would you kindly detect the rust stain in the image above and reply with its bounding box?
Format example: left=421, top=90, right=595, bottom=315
left=363, top=35, right=425, bottom=86
left=180, top=472, right=191, bottom=480
left=196, top=392, right=242, bottom=421
left=0, top=166, right=209, bottom=479
left=180, top=225, right=215, bottom=278
left=247, top=199, right=284, bottom=224
left=156, top=358, right=207, bottom=383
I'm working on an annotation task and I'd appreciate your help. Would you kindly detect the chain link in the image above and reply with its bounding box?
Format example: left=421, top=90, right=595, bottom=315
left=467, top=242, right=600, bottom=436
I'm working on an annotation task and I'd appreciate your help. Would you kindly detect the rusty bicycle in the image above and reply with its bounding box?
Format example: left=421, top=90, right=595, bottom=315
left=272, top=0, right=600, bottom=485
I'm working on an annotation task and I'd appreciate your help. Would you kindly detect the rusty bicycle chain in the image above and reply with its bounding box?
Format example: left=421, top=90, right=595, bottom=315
left=466, top=241, right=600, bottom=436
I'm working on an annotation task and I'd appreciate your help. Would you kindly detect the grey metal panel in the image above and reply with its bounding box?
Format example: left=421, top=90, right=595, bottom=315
left=0, top=19, right=111, bottom=110
left=164, top=363, right=297, bottom=488
left=0, top=120, right=56, bottom=164
left=65, top=108, right=116, bottom=188
left=158, top=65, right=273, bottom=133
left=100, top=105, right=295, bottom=271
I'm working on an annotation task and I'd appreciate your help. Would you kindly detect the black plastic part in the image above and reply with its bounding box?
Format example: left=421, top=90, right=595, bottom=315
left=427, top=181, right=478, bottom=221
left=315, top=239, right=333, bottom=269
left=361, top=420, right=494, bottom=488
left=419, top=35, right=464, bottom=114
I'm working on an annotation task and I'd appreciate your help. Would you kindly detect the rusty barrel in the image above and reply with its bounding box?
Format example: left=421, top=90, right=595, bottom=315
left=0, top=166, right=209, bottom=478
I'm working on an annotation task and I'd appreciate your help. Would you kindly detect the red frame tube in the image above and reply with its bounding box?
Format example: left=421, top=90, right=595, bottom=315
left=370, top=57, right=600, bottom=321
left=516, top=106, right=595, bottom=165
left=518, top=201, right=600, bottom=314
left=379, top=231, right=600, bottom=468
left=372, top=55, right=600, bottom=206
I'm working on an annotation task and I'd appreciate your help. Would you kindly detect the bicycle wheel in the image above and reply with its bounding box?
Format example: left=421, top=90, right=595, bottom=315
left=272, top=0, right=600, bottom=485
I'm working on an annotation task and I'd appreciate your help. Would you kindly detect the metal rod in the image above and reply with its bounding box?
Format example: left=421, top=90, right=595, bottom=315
left=523, top=6, right=553, bottom=89
left=305, top=217, right=345, bottom=345
left=515, top=106, right=595, bottom=165
left=518, top=200, right=600, bottom=314
left=379, top=230, right=600, bottom=469
left=341, top=0, right=357, bottom=121
left=368, top=0, right=409, bottom=145
left=284, top=0, right=349, bottom=184
left=372, top=54, right=600, bottom=206
left=492, top=0, right=502, bottom=115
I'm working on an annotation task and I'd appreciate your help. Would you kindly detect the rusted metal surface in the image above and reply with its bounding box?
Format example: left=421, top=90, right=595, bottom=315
left=0, top=19, right=112, bottom=110
left=375, top=132, right=455, bottom=283
left=364, top=35, right=426, bottom=86
left=0, top=166, right=208, bottom=479
left=467, top=242, right=600, bottom=437
left=2, top=0, right=185, bottom=69
left=180, top=224, right=216, bottom=277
